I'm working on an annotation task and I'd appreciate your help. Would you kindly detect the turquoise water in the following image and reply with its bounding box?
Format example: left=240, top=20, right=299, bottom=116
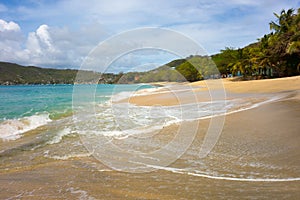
left=0, top=83, right=279, bottom=142
left=0, top=84, right=154, bottom=140
left=0, top=84, right=153, bottom=121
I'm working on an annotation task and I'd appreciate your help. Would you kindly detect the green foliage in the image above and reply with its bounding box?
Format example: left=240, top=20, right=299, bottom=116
left=214, top=8, right=300, bottom=78
left=118, top=66, right=186, bottom=83
left=0, top=62, right=120, bottom=85
left=212, top=47, right=239, bottom=74
left=176, top=61, right=200, bottom=82
left=176, top=56, right=219, bottom=81
left=164, top=58, right=186, bottom=68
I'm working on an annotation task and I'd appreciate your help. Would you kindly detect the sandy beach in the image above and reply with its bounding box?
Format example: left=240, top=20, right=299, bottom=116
left=114, top=76, right=300, bottom=198
left=127, top=76, right=300, bottom=106
left=1, top=76, right=300, bottom=199
left=2, top=0, right=300, bottom=199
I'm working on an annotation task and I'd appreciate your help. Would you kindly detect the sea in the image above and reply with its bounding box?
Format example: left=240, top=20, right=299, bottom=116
left=0, top=83, right=278, bottom=143
left=0, top=84, right=299, bottom=199
left=0, top=84, right=154, bottom=140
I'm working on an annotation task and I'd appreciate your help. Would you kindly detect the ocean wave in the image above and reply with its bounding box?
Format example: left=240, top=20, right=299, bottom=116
left=0, top=113, right=52, bottom=141
left=132, top=87, right=164, bottom=96
left=44, top=152, right=92, bottom=160
left=66, top=187, right=96, bottom=200
left=110, top=91, right=136, bottom=102
left=128, top=85, right=200, bottom=97
left=72, top=82, right=288, bottom=143
left=147, top=165, right=300, bottom=182
left=46, top=128, right=74, bottom=145
left=110, top=86, right=164, bottom=102
left=75, top=94, right=284, bottom=139
left=78, top=119, right=180, bottom=139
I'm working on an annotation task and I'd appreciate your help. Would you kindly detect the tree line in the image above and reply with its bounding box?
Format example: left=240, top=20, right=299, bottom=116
left=212, top=8, right=300, bottom=79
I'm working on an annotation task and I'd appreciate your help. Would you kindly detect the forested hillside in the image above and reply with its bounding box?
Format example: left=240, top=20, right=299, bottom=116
left=212, top=8, right=300, bottom=79
left=0, top=62, right=119, bottom=85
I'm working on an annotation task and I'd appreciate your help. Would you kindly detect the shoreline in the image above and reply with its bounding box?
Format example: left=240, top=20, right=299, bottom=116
left=127, top=75, right=300, bottom=106
left=1, top=76, right=300, bottom=199
left=1, top=89, right=299, bottom=199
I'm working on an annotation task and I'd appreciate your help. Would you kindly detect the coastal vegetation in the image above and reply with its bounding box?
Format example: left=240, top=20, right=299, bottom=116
left=1, top=8, right=299, bottom=85
left=0, top=62, right=119, bottom=85
left=212, top=8, right=300, bottom=79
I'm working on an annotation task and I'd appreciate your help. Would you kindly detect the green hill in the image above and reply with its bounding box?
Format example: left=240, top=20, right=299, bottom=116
left=117, top=56, right=219, bottom=83
left=0, top=62, right=119, bottom=85
left=0, top=62, right=77, bottom=84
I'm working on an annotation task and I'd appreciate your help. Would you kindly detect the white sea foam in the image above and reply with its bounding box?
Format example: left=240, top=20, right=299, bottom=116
left=76, top=94, right=284, bottom=139
left=110, top=86, right=167, bottom=102
left=147, top=165, right=300, bottom=182
left=0, top=114, right=52, bottom=141
left=67, top=187, right=96, bottom=200
left=110, top=91, right=135, bottom=102
left=132, top=85, right=199, bottom=97
left=47, top=128, right=74, bottom=145
left=132, top=87, right=165, bottom=96
left=45, top=152, right=92, bottom=160
left=74, top=83, right=287, bottom=141
left=81, top=120, right=179, bottom=139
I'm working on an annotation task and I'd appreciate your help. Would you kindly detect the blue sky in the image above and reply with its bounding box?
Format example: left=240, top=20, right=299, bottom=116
left=0, top=0, right=299, bottom=72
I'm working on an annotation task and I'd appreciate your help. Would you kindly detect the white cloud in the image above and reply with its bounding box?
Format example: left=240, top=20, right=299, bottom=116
left=0, top=19, right=24, bottom=63
left=25, top=24, right=55, bottom=58
left=0, top=19, right=20, bottom=32
left=36, top=25, right=54, bottom=51
left=21, top=24, right=88, bottom=66
left=0, top=20, right=109, bottom=68
left=26, top=32, right=42, bottom=55
left=0, top=0, right=299, bottom=70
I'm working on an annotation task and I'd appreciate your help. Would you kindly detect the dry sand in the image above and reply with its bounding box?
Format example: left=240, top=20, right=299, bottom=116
left=127, top=76, right=300, bottom=106
left=209, top=75, right=300, bottom=93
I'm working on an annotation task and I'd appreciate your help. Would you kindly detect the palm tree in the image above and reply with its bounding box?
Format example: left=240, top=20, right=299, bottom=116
left=270, top=9, right=295, bottom=34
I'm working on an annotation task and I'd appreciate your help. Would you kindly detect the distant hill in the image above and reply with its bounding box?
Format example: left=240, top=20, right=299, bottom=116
left=0, top=62, right=119, bottom=85
left=0, top=55, right=219, bottom=85
left=118, top=56, right=219, bottom=83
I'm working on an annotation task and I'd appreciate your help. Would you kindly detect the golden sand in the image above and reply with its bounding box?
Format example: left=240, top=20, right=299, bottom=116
left=127, top=76, right=300, bottom=106
left=191, top=75, right=300, bottom=93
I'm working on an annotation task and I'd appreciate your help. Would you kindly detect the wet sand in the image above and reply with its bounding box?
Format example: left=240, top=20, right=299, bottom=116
left=1, top=76, right=300, bottom=199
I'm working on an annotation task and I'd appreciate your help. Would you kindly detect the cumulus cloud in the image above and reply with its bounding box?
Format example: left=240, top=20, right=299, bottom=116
left=22, top=24, right=85, bottom=66
left=36, top=25, right=54, bottom=51
left=0, top=22, right=57, bottom=66
left=0, top=19, right=108, bottom=68
left=0, top=19, right=24, bottom=63
left=0, top=19, right=22, bottom=43
left=0, top=19, right=20, bottom=32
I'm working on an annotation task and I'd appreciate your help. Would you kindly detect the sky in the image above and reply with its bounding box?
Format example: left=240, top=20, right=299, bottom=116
left=0, top=0, right=299, bottom=72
